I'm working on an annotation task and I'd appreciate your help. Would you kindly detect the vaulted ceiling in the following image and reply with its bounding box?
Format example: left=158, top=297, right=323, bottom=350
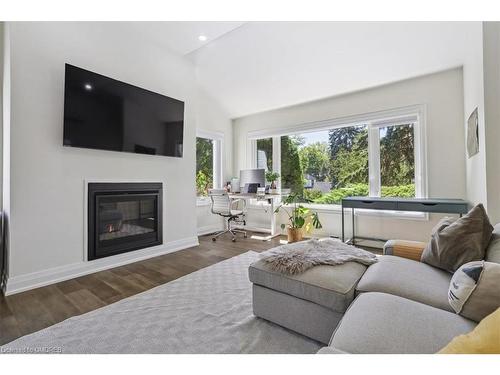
left=187, top=22, right=479, bottom=118
left=118, top=22, right=479, bottom=119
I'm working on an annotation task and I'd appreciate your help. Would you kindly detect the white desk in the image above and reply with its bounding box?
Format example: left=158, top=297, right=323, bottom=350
left=228, top=193, right=283, bottom=241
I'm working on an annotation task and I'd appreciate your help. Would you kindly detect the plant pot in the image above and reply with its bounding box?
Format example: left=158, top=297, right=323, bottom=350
left=287, top=227, right=304, bottom=243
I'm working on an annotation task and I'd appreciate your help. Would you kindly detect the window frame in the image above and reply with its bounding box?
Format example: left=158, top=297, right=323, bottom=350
left=246, top=105, right=428, bottom=218
left=196, top=129, right=225, bottom=206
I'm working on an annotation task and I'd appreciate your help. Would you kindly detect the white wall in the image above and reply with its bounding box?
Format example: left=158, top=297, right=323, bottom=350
left=195, top=88, right=233, bottom=234
left=233, top=68, right=466, bottom=243
left=483, top=22, right=500, bottom=223
left=5, top=22, right=200, bottom=294
left=463, top=23, right=488, bottom=209
left=1, top=22, right=10, bottom=290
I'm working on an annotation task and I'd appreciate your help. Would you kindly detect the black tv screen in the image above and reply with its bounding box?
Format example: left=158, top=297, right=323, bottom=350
left=63, top=64, right=184, bottom=157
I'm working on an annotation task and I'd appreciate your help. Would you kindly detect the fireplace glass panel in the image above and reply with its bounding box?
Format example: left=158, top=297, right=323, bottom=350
left=98, top=197, right=156, bottom=242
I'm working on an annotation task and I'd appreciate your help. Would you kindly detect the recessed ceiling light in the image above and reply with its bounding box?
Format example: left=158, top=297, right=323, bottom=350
left=84, top=83, right=93, bottom=90
left=198, top=35, right=207, bottom=42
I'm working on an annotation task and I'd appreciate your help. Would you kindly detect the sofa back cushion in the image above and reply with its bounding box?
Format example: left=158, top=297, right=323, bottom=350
left=421, top=204, right=493, bottom=272
left=485, top=223, right=500, bottom=264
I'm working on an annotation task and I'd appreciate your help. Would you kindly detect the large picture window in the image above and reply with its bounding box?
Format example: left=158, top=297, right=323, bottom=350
left=249, top=108, right=424, bottom=207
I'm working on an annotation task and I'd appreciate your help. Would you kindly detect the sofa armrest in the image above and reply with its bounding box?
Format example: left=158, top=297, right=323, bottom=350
left=383, top=240, right=427, bottom=262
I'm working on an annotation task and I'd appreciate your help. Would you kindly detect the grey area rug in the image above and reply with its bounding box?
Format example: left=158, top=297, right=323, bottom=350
left=2, top=251, right=321, bottom=354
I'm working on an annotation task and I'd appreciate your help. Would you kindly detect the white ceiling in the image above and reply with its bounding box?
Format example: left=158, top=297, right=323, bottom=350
left=187, top=22, right=479, bottom=118
left=124, top=21, right=244, bottom=56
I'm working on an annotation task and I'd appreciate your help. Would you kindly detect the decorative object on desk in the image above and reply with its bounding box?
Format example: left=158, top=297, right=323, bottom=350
left=259, top=238, right=377, bottom=275
left=231, top=178, right=240, bottom=193
left=274, top=193, right=322, bottom=243
left=265, top=171, right=280, bottom=194
left=256, top=187, right=266, bottom=199
left=467, top=107, right=479, bottom=158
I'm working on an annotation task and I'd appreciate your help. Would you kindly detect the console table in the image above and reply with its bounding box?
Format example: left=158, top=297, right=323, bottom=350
left=341, top=197, right=469, bottom=244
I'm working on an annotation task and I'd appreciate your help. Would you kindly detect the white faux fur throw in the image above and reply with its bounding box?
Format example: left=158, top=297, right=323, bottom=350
left=260, top=238, right=378, bottom=275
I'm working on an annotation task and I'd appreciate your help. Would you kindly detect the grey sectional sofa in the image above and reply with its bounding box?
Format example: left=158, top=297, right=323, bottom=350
left=249, top=225, right=500, bottom=354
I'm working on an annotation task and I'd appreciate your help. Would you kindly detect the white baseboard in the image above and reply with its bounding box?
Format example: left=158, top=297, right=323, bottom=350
left=4, top=236, right=199, bottom=296
left=197, top=224, right=222, bottom=236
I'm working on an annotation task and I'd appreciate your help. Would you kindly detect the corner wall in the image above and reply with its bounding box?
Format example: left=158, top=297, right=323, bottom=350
left=233, top=68, right=466, bottom=243
left=195, top=88, right=233, bottom=235
left=483, top=22, right=500, bottom=223
left=463, top=23, right=488, bottom=210
left=5, top=22, right=200, bottom=294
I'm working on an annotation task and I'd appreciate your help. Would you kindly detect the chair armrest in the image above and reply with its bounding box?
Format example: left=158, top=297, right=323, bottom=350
left=383, top=240, right=427, bottom=262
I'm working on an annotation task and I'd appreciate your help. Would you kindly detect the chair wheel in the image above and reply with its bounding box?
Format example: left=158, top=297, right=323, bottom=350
left=212, top=238, right=216, bottom=242
left=232, top=238, right=236, bottom=242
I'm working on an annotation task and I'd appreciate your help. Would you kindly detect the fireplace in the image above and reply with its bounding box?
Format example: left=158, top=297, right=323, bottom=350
left=88, top=182, right=163, bottom=260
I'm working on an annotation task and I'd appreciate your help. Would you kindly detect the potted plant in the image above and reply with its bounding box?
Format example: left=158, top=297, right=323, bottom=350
left=265, top=171, right=280, bottom=194
left=274, top=193, right=322, bottom=243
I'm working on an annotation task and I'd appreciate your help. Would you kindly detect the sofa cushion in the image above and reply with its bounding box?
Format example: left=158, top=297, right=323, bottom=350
left=356, top=255, right=453, bottom=312
left=421, top=204, right=493, bottom=272
left=249, top=259, right=366, bottom=313
left=485, top=223, right=500, bottom=264
left=330, top=292, right=476, bottom=354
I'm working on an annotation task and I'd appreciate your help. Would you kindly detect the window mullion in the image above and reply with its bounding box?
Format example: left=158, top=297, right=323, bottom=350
left=272, top=136, right=281, bottom=188
left=248, top=139, right=257, bottom=169
left=368, top=125, right=381, bottom=197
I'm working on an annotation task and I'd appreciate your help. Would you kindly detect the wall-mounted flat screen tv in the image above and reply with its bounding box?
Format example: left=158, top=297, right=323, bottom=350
left=63, top=64, right=184, bottom=157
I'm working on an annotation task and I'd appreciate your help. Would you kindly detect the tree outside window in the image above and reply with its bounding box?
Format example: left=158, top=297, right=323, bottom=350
left=256, top=138, right=272, bottom=171
left=196, top=137, right=214, bottom=196
left=257, top=121, right=416, bottom=205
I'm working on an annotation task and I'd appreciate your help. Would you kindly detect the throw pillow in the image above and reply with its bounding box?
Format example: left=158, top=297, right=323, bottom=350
left=485, top=223, right=500, bottom=264
left=438, top=307, right=500, bottom=354
left=448, top=260, right=500, bottom=322
left=421, top=204, right=493, bottom=272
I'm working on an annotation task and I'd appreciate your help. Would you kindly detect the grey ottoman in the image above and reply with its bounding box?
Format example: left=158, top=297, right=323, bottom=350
left=249, top=259, right=367, bottom=344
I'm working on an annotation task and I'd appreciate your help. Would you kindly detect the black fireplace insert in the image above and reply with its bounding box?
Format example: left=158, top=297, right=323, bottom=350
left=88, top=182, right=163, bottom=260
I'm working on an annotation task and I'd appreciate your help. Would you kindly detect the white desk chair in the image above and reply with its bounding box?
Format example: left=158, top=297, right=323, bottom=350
left=208, top=189, right=247, bottom=242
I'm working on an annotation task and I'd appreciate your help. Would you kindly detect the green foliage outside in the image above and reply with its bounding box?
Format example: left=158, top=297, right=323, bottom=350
left=280, top=136, right=304, bottom=196
left=380, top=125, right=415, bottom=185
left=196, top=137, right=213, bottom=196
left=257, top=138, right=273, bottom=171
left=196, top=170, right=210, bottom=197
left=303, top=189, right=324, bottom=201
left=276, top=123, right=416, bottom=204
left=313, top=183, right=415, bottom=205
left=330, top=130, right=369, bottom=187
left=298, top=142, right=331, bottom=182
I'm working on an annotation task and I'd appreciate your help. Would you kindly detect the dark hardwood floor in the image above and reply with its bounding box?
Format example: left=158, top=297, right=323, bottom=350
left=0, top=232, right=284, bottom=346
